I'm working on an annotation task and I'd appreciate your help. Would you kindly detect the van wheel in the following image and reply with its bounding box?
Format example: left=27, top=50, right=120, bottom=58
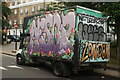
left=53, top=62, right=63, bottom=76
left=16, top=54, right=25, bottom=65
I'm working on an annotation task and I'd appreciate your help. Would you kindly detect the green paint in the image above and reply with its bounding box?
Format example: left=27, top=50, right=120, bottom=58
left=45, top=34, right=48, bottom=43
left=54, top=24, right=58, bottom=45
left=40, top=14, right=45, bottom=18
left=76, top=8, right=103, bottom=18
left=27, top=20, right=32, bottom=26
left=64, top=24, right=69, bottom=30
left=25, top=26, right=30, bottom=33
left=32, top=53, right=38, bottom=56
left=21, top=48, right=31, bottom=62
left=63, top=9, right=75, bottom=16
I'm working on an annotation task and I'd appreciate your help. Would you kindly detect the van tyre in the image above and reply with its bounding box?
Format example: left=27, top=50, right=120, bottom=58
left=52, top=62, right=63, bottom=77
left=16, top=54, right=25, bottom=65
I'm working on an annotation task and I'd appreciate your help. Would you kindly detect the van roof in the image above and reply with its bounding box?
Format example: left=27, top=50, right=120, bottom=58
left=76, top=5, right=101, bottom=14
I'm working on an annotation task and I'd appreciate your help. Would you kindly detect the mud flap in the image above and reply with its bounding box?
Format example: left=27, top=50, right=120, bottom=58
left=62, top=63, right=72, bottom=77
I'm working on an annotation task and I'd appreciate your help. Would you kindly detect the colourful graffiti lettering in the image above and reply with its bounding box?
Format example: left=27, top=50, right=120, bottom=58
left=81, top=41, right=110, bottom=62
left=25, top=9, right=75, bottom=59
left=77, top=13, right=107, bottom=41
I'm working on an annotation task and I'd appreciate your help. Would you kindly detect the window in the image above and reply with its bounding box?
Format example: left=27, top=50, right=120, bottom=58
left=14, top=20, right=17, bottom=25
left=17, top=2, right=20, bottom=5
left=9, top=20, right=12, bottom=25
left=20, top=9, right=23, bottom=14
left=23, top=37, right=30, bottom=47
left=25, top=0, right=28, bottom=2
left=20, top=0, right=23, bottom=4
left=10, top=2, right=12, bottom=6
left=20, top=19, right=23, bottom=24
left=32, top=6, right=35, bottom=13
left=15, top=1, right=18, bottom=6
left=14, top=9, right=17, bottom=14
left=38, top=5, right=41, bottom=10
left=25, top=8, right=28, bottom=14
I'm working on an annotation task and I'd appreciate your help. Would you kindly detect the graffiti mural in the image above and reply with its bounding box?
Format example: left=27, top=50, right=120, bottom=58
left=77, top=13, right=107, bottom=41
left=76, top=8, right=110, bottom=62
left=24, top=9, right=76, bottom=59
left=80, top=40, right=110, bottom=62
left=22, top=7, right=110, bottom=63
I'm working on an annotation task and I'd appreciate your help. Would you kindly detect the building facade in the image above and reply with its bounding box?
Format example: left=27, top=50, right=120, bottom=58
left=7, top=0, right=52, bottom=29
left=6, top=0, right=54, bottom=35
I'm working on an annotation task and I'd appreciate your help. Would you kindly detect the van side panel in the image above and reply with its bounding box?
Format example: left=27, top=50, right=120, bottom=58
left=23, top=9, right=76, bottom=60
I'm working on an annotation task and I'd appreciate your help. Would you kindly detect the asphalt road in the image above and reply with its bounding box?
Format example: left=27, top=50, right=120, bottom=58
left=1, top=54, right=119, bottom=80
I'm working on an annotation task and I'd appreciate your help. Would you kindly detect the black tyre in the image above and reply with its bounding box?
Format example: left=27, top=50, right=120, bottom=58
left=52, top=62, right=63, bottom=77
left=16, top=54, right=25, bottom=65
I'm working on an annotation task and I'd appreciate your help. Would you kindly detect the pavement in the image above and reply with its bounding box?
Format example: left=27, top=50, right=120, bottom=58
left=0, top=42, right=120, bottom=78
left=0, top=42, right=19, bottom=56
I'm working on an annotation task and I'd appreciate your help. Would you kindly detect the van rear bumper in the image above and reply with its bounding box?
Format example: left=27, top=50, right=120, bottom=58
left=76, top=62, right=107, bottom=71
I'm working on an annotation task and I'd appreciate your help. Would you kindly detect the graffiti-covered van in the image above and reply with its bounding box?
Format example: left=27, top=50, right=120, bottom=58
left=17, top=5, right=110, bottom=76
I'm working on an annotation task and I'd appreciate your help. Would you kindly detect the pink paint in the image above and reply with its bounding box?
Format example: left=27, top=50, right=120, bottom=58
left=29, top=28, right=32, bottom=32
left=40, top=51, right=44, bottom=54
left=31, top=49, right=33, bottom=52
left=66, top=48, right=70, bottom=54
left=25, top=50, right=28, bottom=53
left=56, top=33, right=59, bottom=38
left=48, top=51, right=51, bottom=56
left=54, top=11, right=58, bottom=15
left=35, top=45, right=38, bottom=48
left=36, top=16, right=39, bottom=20
left=71, top=28, right=75, bottom=33
left=38, top=40, right=40, bottom=43
left=46, top=12, right=50, bottom=16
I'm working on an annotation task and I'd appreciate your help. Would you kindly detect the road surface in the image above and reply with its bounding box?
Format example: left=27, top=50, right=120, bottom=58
left=1, top=53, right=119, bottom=80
